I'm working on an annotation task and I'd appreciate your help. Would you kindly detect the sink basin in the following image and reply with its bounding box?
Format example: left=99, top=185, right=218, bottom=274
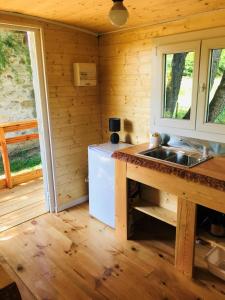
left=143, top=148, right=174, bottom=160
left=136, top=146, right=212, bottom=168
left=166, top=152, right=201, bottom=167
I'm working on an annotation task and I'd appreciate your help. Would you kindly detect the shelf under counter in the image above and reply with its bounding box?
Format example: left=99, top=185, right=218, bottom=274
left=197, top=229, right=225, bottom=251
left=133, top=202, right=177, bottom=227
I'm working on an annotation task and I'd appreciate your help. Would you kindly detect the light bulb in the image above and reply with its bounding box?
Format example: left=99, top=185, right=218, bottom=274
left=108, top=0, right=129, bottom=27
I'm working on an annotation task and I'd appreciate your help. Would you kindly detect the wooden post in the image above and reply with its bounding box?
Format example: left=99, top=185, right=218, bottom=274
left=175, top=197, right=197, bottom=277
left=0, top=128, right=13, bottom=188
left=115, top=159, right=128, bottom=240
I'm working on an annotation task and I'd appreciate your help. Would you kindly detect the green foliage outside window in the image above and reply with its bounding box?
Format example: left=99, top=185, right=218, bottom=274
left=0, top=30, right=32, bottom=76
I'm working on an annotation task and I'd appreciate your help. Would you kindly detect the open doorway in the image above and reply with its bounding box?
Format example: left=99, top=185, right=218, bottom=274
left=0, top=24, right=55, bottom=231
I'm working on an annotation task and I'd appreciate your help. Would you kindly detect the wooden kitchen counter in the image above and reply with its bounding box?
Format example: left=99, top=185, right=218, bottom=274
left=113, top=143, right=225, bottom=279
left=112, top=143, right=225, bottom=190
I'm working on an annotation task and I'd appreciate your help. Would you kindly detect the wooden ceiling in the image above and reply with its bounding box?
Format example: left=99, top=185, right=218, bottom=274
left=1, top=0, right=225, bottom=33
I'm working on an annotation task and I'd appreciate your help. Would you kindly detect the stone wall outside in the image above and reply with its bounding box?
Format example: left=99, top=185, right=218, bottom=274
left=0, top=30, right=39, bottom=155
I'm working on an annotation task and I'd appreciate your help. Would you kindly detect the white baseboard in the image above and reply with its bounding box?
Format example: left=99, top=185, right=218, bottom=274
left=57, top=195, right=88, bottom=212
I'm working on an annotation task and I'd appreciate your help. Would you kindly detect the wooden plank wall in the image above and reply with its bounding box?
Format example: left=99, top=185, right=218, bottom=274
left=99, top=9, right=225, bottom=145
left=45, top=27, right=101, bottom=206
left=0, top=14, right=101, bottom=207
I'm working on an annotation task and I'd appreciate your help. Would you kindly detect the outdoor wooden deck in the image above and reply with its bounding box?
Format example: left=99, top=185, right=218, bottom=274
left=0, top=177, right=47, bottom=232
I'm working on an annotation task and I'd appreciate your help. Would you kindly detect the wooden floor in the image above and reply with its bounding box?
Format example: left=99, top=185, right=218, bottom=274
left=0, top=203, right=224, bottom=300
left=0, top=178, right=47, bottom=232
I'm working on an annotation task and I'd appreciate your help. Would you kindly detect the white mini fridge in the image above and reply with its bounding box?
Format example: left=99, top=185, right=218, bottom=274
left=88, top=143, right=131, bottom=228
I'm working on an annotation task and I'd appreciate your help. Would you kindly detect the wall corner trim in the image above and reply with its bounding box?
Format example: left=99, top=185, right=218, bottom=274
left=57, top=195, right=88, bottom=212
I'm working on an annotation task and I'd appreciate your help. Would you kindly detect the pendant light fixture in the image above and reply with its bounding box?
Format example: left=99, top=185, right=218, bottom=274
left=108, top=0, right=129, bottom=27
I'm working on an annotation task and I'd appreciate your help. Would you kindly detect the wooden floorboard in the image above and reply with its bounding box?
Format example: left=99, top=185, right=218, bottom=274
left=0, top=189, right=44, bottom=217
left=0, top=203, right=224, bottom=300
left=0, top=178, right=46, bottom=232
left=0, top=256, right=36, bottom=300
left=0, top=177, right=43, bottom=203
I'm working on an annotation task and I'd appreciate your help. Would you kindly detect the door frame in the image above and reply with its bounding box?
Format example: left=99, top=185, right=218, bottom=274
left=0, top=22, right=57, bottom=212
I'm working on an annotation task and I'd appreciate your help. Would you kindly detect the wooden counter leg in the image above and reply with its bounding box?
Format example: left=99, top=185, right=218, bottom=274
left=175, top=197, right=197, bottom=278
left=115, top=160, right=128, bottom=240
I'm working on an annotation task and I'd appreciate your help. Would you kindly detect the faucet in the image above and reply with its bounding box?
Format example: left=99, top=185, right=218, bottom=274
left=202, top=145, right=209, bottom=158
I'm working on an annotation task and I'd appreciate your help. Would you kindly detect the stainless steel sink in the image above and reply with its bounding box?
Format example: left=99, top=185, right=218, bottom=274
left=136, top=146, right=212, bottom=168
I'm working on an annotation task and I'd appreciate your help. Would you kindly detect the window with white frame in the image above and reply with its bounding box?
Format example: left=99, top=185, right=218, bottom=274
left=151, top=29, right=225, bottom=142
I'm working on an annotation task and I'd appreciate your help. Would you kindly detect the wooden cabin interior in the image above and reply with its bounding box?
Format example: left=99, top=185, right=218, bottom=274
left=1, top=1, right=225, bottom=299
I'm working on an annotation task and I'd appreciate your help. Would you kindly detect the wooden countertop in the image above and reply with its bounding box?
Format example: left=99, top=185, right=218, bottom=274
left=112, top=143, right=225, bottom=192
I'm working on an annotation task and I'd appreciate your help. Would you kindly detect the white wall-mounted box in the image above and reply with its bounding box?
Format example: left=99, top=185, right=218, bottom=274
left=73, top=63, right=96, bottom=86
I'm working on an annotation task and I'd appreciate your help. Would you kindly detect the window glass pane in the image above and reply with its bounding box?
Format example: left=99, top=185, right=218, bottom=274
left=163, top=52, right=195, bottom=120
left=206, top=48, right=225, bottom=124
